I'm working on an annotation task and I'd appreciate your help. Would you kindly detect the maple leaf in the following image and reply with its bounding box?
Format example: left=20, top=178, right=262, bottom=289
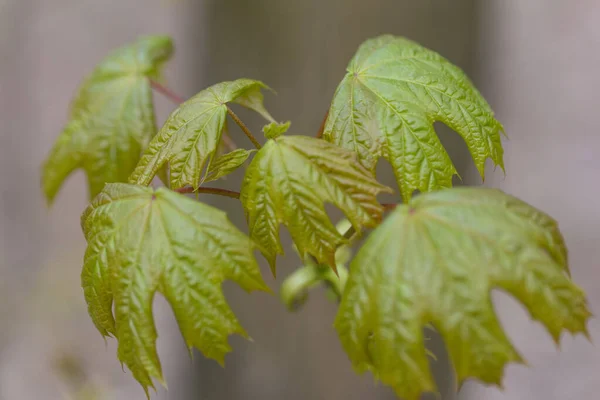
left=42, top=36, right=173, bottom=203
left=335, top=188, right=591, bottom=400
left=81, top=183, right=269, bottom=395
left=240, top=135, right=391, bottom=274
left=129, top=79, right=275, bottom=189
left=204, top=149, right=256, bottom=183
left=323, top=35, right=504, bottom=201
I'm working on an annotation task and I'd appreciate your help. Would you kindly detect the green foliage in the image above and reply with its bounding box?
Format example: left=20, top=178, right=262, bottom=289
left=41, top=34, right=593, bottom=399
left=240, top=135, right=391, bottom=274
left=262, top=121, right=291, bottom=139
left=323, top=35, right=504, bottom=202
left=42, top=36, right=173, bottom=203
left=281, top=219, right=354, bottom=311
left=335, top=188, right=591, bottom=400
left=81, top=183, right=269, bottom=395
left=129, top=79, right=274, bottom=189
left=205, top=149, right=256, bottom=182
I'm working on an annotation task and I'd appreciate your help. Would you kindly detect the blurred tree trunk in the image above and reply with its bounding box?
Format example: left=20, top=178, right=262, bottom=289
left=183, top=1, right=481, bottom=399
left=463, top=1, right=600, bottom=399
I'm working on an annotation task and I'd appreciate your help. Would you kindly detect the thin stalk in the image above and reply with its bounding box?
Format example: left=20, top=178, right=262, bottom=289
left=149, top=79, right=237, bottom=151
left=227, top=106, right=262, bottom=149
left=149, top=79, right=186, bottom=104
left=175, top=186, right=240, bottom=199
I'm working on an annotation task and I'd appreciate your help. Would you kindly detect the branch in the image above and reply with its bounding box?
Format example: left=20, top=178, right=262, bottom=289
left=315, top=110, right=329, bottom=139
left=174, top=186, right=240, bottom=199
left=149, top=79, right=237, bottom=151
left=149, top=79, right=186, bottom=104
left=227, top=106, right=262, bottom=149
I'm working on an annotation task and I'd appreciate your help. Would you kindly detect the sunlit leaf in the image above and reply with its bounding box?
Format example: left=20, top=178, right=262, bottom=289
left=323, top=35, right=504, bottom=201
left=335, top=188, right=591, bottom=400
left=129, top=79, right=274, bottom=189
left=42, top=36, right=174, bottom=203
left=81, top=183, right=269, bottom=395
left=240, top=135, right=392, bottom=274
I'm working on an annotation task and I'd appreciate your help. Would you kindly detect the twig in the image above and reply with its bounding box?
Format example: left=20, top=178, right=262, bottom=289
left=149, top=79, right=186, bottom=104
left=227, top=106, right=262, bottom=149
left=174, top=186, right=240, bottom=199
left=315, top=110, right=329, bottom=139
left=149, top=79, right=237, bottom=152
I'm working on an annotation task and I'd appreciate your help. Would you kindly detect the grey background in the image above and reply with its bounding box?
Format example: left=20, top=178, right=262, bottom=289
left=0, top=1, right=598, bottom=399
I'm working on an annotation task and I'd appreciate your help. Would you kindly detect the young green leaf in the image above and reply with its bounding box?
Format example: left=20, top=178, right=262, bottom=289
left=323, top=35, right=504, bottom=202
left=42, top=36, right=174, bottom=204
left=280, top=219, right=354, bottom=311
left=81, top=183, right=269, bottom=395
left=335, top=188, right=591, bottom=400
left=240, top=135, right=392, bottom=274
left=129, top=79, right=275, bottom=189
left=262, top=121, right=291, bottom=139
left=204, top=149, right=256, bottom=183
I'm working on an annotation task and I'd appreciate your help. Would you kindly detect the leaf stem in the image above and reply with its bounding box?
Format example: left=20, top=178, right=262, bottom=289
left=227, top=106, right=262, bottom=149
left=149, top=79, right=186, bottom=104
left=315, top=110, right=329, bottom=139
left=174, top=186, right=241, bottom=199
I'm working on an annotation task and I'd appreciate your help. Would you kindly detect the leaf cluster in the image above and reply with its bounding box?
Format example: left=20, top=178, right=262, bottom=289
left=42, top=34, right=592, bottom=399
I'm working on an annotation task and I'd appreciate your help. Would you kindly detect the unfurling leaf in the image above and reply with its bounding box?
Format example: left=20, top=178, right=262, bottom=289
left=204, top=149, right=256, bottom=183
left=323, top=35, right=504, bottom=202
left=240, top=135, right=392, bottom=274
left=335, top=188, right=591, bottom=400
left=281, top=219, right=354, bottom=311
left=262, top=121, right=291, bottom=139
left=129, top=79, right=275, bottom=189
left=42, top=36, right=174, bottom=204
left=81, top=183, right=269, bottom=395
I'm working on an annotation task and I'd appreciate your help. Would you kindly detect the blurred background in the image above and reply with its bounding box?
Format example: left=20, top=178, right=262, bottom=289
left=1, top=0, right=599, bottom=399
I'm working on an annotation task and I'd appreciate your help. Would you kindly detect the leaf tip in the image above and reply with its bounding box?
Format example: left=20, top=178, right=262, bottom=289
left=260, top=282, right=275, bottom=295
left=330, top=261, right=340, bottom=277
left=583, top=326, right=594, bottom=344
left=265, top=254, right=278, bottom=278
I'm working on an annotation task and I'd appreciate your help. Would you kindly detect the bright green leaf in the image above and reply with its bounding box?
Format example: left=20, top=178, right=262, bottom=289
left=262, top=121, right=291, bottom=139
left=335, top=188, right=591, bottom=400
left=204, top=149, right=256, bottom=183
left=129, top=79, right=275, bottom=189
left=240, top=135, right=392, bottom=274
left=42, top=36, right=174, bottom=204
left=81, top=183, right=269, bottom=395
left=323, top=35, right=504, bottom=202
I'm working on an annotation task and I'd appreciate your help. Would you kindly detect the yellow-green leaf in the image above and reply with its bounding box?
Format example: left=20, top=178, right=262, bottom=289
left=335, top=188, right=591, bottom=400
left=129, top=79, right=274, bottom=189
left=42, top=36, right=173, bottom=204
left=262, top=121, right=291, bottom=139
left=324, top=35, right=504, bottom=202
left=204, top=149, right=256, bottom=183
left=81, top=183, right=269, bottom=395
left=240, top=135, right=392, bottom=274
left=280, top=218, right=353, bottom=311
